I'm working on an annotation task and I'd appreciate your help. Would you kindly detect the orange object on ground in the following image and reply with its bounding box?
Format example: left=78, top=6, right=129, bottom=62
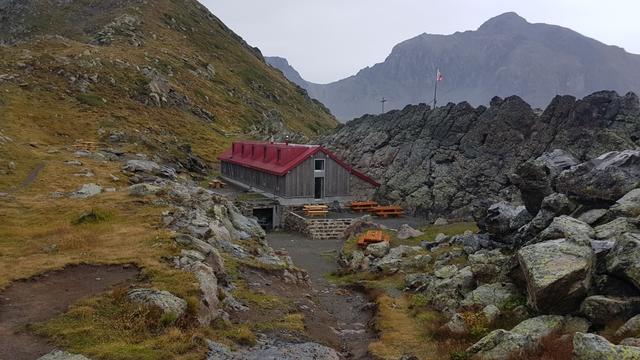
left=350, top=200, right=379, bottom=212
left=357, top=230, right=390, bottom=247
left=209, top=179, right=226, bottom=189
left=372, top=205, right=405, bottom=218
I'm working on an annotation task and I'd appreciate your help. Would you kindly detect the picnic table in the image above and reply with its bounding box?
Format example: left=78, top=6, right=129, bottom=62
left=209, top=179, right=226, bottom=189
left=357, top=230, right=390, bottom=247
left=372, top=205, right=405, bottom=218
left=303, top=204, right=329, bottom=217
left=350, top=200, right=379, bottom=212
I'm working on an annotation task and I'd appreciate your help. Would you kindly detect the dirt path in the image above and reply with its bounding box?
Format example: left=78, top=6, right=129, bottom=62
left=268, top=232, right=377, bottom=360
left=7, top=162, right=45, bottom=194
left=0, top=264, right=139, bottom=360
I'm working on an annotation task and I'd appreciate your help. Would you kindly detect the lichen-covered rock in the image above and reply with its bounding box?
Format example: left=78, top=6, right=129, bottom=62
left=606, top=233, right=640, bottom=290
left=534, top=215, right=595, bottom=242
left=461, top=282, right=521, bottom=310
left=127, top=288, right=187, bottom=317
left=573, top=332, right=640, bottom=360
left=70, top=183, right=102, bottom=199
left=615, top=314, right=640, bottom=339
left=468, top=315, right=590, bottom=360
left=611, top=189, right=640, bottom=217
left=466, top=329, right=531, bottom=360
left=207, top=340, right=340, bottom=360
left=518, top=239, right=594, bottom=313
left=364, top=241, right=390, bottom=258
left=595, top=218, right=636, bottom=240
left=578, top=209, right=609, bottom=225
left=580, top=296, right=640, bottom=326
left=556, top=150, right=640, bottom=204
left=128, top=183, right=161, bottom=196
left=397, top=224, right=424, bottom=240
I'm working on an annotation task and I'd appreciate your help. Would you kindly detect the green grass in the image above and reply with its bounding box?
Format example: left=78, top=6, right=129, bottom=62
left=76, top=93, right=106, bottom=107
left=393, top=222, right=479, bottom=247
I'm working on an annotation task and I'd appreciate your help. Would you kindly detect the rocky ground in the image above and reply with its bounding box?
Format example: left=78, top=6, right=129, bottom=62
left=322, top=91, right=640, bottom=221
left=336, top=148, right=640, bottom=359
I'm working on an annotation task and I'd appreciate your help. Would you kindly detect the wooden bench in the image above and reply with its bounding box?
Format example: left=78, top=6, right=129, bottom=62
left=350, top=200, right=379, bottom=212
left=357, top=230, right=390, bottom=247
left=304, top=204, right=329, bottom=217
left=372, top=205, right=405, bottom=218
left=73, top=141, right=105, bottom=151
left=209, top=179, right=226, bottom=189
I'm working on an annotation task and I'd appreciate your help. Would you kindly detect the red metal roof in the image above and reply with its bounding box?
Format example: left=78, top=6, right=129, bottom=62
left=218, top=141, right=380, bottom=187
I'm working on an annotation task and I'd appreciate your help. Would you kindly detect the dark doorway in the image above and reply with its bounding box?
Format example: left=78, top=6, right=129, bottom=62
left=253, top=208, right=274, bottom=230
left=314, top=177, right=324, bottom=199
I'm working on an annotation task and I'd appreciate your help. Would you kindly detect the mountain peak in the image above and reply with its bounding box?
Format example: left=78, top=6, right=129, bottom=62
left=478, top=12, right=529, bottom=32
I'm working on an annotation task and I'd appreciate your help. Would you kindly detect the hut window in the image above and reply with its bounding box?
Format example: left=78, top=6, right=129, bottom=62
left=314, top=159, right=325, bottom=171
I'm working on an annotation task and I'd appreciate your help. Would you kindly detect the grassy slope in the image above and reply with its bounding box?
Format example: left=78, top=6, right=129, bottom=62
left=0, top=1, right=336, bottom=358
left=0, top=0, right=337, bottom=189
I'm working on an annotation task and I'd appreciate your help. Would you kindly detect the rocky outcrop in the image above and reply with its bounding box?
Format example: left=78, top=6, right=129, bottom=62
left=322, top=91, right=640, bottom=219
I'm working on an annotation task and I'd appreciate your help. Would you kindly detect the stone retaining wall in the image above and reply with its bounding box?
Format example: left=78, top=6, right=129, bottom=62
left=284, top=212, right=357, bottom=240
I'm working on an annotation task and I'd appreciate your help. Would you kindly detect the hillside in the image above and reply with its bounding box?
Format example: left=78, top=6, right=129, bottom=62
left=270, top=12, right=640, bottom=121
left=322, top=91, right=640, bottom=219
left=0, top=1, right=339, bottom=359
left=0, top=0, right=337, bottom=186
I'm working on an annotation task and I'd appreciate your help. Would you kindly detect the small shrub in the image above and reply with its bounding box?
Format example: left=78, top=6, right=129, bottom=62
left=72, top=209, right=111, bottom=225
left=450, top=351, right=471, bottom=360
left=76, top=93, right=106, bottom=106
left=503, top=296, right=527, bottom=311
left=159, top=312, right=179, bottom=327
left=408, top=294, right=429, bottom=309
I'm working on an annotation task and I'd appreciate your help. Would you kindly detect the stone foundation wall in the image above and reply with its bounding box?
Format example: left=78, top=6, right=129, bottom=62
left=284, top=212, right=357, bottom=240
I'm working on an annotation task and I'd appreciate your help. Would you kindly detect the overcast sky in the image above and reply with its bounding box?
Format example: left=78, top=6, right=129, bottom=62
left=204, top=0, right=640, bottom=84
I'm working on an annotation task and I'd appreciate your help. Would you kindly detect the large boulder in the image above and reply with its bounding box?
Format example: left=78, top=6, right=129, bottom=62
left=615, top=314, right=640, bottom=339
left=127, top=288, right=187, bottom=317
left=611, top=189, right=640, bottom=217
left=534, top=215, right=595, bottom=243
left=365, top=241, right=390, bottom=258
left=573, top=332, right=640, bottom=360
left=580, top=295, right=640, bottom=326
left=607, top=233, right=640, bottom=290
left=467, top=315, right=589, bottom=360
left=556, top=150, right=640, bottom=204
left=482, top=202, right=532, bottom=237
left=518, top=239, right=594, bottom=313
left=461, top=282, right=521, bottom=310
left=595, top=218, right=637, bottom=240
left=512, top=149, right=578, bottom=215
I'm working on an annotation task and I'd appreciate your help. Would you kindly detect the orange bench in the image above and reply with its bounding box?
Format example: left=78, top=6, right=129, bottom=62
left=350, top=200, right=379, bottom=212
left=304, top=204, right=329, bottom=217
left=357, top=230, right=390, bottom=247
left=372, top=205, right=405, bottom=218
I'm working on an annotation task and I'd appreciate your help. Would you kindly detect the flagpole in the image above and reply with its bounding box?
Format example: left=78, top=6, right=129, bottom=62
left=433, top=68, right=438, bottom=108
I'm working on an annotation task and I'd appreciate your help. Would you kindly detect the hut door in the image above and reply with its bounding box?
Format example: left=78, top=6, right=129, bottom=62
left=314, top=177, right=324, bottom=199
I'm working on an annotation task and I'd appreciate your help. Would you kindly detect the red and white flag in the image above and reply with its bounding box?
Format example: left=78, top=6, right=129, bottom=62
left=436, top=69, right=444, bottom=82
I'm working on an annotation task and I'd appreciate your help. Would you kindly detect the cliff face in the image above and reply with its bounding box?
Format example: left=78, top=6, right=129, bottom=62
left=270, top=12, right=640, bottom=121
left=322, top=91, right=640, bottom=219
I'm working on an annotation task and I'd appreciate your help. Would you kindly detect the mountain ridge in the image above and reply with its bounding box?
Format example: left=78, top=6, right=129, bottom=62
left=269, top=12, right=640, bottom=121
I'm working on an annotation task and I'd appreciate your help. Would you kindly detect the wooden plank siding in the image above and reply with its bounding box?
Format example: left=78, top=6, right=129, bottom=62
left=222, top=153, right=354, bottom=199
left=220, top=161, right=286, bottom=196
